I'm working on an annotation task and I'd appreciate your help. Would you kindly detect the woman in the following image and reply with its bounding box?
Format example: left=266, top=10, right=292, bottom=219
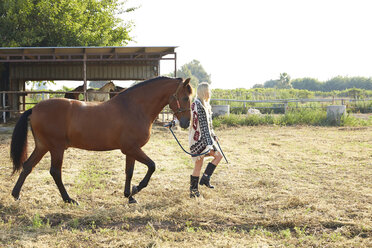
left=189, top=82, right=223, bottom=198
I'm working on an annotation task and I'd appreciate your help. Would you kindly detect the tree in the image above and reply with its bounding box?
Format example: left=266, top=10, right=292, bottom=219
left=0, top=0, right=135, bottom=47
left=167, top=60, right=211, bottom=89
left=26, top=81, right=55, bottom=90
left=276, top=72, right=292, bottom=89
left=292, top=78, right=322, bottom=91
left=346, top=88, right=364, bottom=99
left=263, top=79, right=279, bottom=88
left=252, top=83, right=264, bottom=88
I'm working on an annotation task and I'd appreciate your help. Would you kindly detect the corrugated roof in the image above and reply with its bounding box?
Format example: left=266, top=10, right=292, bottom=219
left=0, top=46, right=177, bottom=63
left=0, top=46, right=177, bottom=55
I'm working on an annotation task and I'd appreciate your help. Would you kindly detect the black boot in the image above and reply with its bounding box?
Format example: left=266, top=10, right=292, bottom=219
left=199, top=162, right=216, bottom=189
left=190, top=175, right=200, bottom=198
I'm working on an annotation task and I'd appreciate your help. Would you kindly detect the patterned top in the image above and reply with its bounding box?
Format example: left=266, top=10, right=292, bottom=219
left=188, top=98, right=217, bottom=161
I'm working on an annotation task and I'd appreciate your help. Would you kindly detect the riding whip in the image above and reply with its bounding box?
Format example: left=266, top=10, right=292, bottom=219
left=216, top=139, right=229, bottom=164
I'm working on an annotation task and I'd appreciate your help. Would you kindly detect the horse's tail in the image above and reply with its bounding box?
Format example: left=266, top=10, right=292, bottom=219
left=10, top=109, right=32, bottom=175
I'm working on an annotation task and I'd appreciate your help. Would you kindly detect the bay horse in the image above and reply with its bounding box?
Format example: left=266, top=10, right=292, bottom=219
left=10, top=77, right=192, bottom=204
left=87, top=81, right=116, bottom=102
left=64, top=85, right=84, bottom=100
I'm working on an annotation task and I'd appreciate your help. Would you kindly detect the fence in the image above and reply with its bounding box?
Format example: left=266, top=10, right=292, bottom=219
left=210, top=98, right=372, bottom=114
left=1, top=91, right=372, bottom=123
left=0, top=91, right=175, bottom=123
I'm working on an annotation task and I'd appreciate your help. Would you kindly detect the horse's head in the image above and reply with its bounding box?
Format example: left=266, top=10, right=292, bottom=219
left=169, top=78, right=193, bottom=129
left=104, top=81, right=116, bottom=91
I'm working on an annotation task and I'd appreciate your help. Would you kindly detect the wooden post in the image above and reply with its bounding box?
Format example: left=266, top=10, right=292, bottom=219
left=83, top=53, right=87, bottom=101
left=174, top=53, right=177, bottom=77
left=284, top=102, right=288, bottom=114
left=2, top=93, right=6, bottom=123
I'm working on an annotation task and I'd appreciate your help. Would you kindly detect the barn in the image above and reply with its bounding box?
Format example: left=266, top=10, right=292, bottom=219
left=0, top=46, right=177, bottom=121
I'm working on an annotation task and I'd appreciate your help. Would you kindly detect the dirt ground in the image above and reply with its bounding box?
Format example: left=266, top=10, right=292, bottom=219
left=0, top=125, right=371, bottom=247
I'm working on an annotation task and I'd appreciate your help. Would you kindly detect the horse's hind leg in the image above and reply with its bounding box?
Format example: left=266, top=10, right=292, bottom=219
left=12, top=146, right=47, bottom=200
left=49, top=149, right=78, bottom=205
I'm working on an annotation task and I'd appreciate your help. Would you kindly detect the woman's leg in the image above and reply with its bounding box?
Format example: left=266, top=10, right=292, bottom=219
left=190, top=157, right=204, bottom=198
left=192, top=157, right=204, bottom=177
left=210, top=150, right=223, bottom=166
left=200, top=150, right=223, bottom=188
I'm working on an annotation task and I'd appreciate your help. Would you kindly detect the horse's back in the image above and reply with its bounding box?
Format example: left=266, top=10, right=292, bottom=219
left=30, top=98, right=123, bottom=150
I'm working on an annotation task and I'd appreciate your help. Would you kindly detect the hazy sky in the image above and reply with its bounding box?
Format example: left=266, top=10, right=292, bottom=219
left=125, top=0, right=372, bottom=89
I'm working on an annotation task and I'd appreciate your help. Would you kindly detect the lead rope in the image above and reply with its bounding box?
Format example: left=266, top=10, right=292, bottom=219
left=164, top=121, right=211, bottom=157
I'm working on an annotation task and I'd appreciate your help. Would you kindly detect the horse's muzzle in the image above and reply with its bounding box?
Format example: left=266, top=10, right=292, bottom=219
left=179, top=117, right=190, bottom=129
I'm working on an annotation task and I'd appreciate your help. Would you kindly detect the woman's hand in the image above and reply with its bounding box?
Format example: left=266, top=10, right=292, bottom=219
left=208, top=149, right=217, bottom=156
left=213, top=135, right=219, bottom=142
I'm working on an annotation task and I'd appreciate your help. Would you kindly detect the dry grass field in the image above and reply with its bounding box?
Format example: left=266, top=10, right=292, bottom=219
left=0, top=125, right=371, bottom=247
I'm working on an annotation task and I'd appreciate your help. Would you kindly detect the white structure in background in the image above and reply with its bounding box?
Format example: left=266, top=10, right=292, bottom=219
left=211, top=105, right=230, bottom=117
left=30, top=81, right=50, bottom=101
left=247, top=108, right=261, bottom=115
left=326, top=105, right=346, bottom=124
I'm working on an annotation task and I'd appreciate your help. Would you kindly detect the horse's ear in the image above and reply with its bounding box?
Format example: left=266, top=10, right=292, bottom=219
left=183, top=78, right=191, bottom=87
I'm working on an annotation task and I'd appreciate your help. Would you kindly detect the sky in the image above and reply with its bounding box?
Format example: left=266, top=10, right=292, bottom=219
left=124, top=0, right=372, bottom=89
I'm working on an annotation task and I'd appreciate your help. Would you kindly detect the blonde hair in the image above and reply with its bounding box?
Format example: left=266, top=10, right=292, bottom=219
left=197, top=82, right=211, bottom=107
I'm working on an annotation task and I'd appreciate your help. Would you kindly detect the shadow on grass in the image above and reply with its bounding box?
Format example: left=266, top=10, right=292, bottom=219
left=33, top=208, right=369, bottom=240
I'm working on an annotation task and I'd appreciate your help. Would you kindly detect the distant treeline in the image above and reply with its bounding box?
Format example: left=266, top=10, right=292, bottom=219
left=254, top=76, right=372, bottom=91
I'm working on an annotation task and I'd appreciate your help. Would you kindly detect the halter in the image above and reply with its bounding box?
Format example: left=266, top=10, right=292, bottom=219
left=169, top=82, right=189, bottom=115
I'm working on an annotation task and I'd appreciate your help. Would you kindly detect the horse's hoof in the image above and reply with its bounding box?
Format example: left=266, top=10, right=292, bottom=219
left=128, top=196, right=137, bottom=204
left=131, top=185, right=139, bottom=196
left=11, top=191, right=20, bottom=201
left=64, top=198, right=79, bottom=206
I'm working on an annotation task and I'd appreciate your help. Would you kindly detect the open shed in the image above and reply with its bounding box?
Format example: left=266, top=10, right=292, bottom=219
left=0, top=46, right=177, bottom=120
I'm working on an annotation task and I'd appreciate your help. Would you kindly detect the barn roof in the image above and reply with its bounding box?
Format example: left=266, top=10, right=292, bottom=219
left=0, top=46, right=177, bottom=62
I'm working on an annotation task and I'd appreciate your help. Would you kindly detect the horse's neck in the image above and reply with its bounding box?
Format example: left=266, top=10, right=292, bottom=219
left=101, top=84, right=112, bottom=92
left=119, top=80, right=178, bottom=122
left=143, top=81, right=177, bottom=121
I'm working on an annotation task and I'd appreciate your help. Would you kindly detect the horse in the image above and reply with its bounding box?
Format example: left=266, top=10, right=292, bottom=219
left=64, top=85, right=84, bottom=100
left=10, top=77, right=192, bottom=204
left=110, top=86, right=127, bottom=99
left=87, top=81, right=116, bottom=102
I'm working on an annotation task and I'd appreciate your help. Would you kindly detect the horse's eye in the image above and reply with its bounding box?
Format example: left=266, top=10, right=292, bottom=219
left=183, top=97, right=189, bottom=102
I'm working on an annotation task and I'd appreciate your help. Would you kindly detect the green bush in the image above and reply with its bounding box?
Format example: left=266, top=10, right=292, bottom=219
left=347, top=101, right=372, bottom=113
left=275, top=109, right=327, bottom=126
left=213, top=111, right=372, bottom=127
left=340, top=114, right=372, bottom=126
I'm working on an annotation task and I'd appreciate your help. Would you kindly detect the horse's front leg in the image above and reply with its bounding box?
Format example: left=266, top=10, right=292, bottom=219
left=126, top=148, right=156, bottom=202
left=124, top=155, right=136, bottom=204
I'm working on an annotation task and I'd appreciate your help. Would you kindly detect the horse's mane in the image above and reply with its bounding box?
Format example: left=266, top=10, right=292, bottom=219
left=118, top=76, right=182, bottom=96
left=75, top=85, right=84, bottom=91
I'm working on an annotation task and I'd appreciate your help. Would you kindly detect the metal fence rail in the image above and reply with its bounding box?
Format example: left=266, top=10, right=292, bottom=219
left=1, top=91, right=372, bottom=123
left=211, top=98, right=372, bottom=104
left=0, top=91, right=175, bottom=123
left=210, top=98, right=372, bottom=114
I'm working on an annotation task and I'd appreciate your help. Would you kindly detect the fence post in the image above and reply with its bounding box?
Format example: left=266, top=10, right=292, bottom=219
left=2, top=93, right=6, bottom=124
left=284, top=102, right=288, bottom=114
